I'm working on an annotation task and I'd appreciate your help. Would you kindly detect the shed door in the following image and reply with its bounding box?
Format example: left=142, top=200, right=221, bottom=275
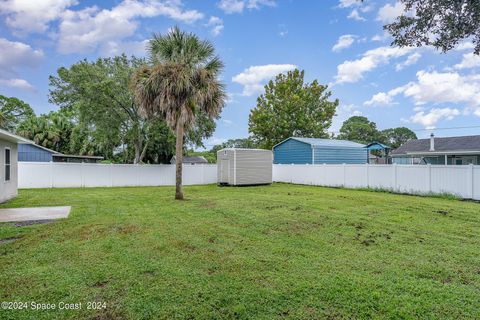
left=220, top=159, right=230, bottom=183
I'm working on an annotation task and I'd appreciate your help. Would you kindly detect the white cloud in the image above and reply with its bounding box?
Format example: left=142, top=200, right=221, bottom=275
left=0, top=38, right=44, bottom=74
left=454, top=52, right=480, bottom=69
left=232, top=64, right=296, bottom=96
left=332, top=34, right=355, bottom=52
left=368, top=70, right=480, bottom=117
left=371, top=32, right=390, bottom=42
left=395, top=52, right=421, bottom=71
left=347, top=9, right=366, bottom=21
left=57, top=0, right=203, bottom=54
left=0, top=78, right=35, bottom=91
left=101, top=40, right=149, bottom=57
left=222, top=119, right=233, bottom=126
left=410, top=108, right=460, bottom=129
left=364, top=86, right=406, bottom=106
left=338, top=0, right=358, bottom=8
left=0, top=0, right=77, bottom=33
left=335, top=46, right=414, bottom=83
left=454, top=41, right=475, bottom=51
left=218, top=0, right=275, bottom=14
left=206, top=16, right=224, bottom=36
left=377, top=1, right=404, bottom=23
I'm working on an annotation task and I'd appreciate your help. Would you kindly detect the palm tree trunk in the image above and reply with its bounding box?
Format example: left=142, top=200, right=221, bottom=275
left=175, top=121, right=184, bottom=200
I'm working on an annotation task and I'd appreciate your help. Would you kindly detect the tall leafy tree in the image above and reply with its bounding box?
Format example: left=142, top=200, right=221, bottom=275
left=131, top=27, right=226, bottom=200
left=249, top=69, right=338, bottom=149
left=379, top=127, right=417, bottom=149
left=16, top=109, right=73, bottom=152
left=49, top=55, right=147, bottom=163
left=0, top=95, right=35, bottom=132
left=337, top=116, right=379, bottom=144
left=384, top=0, right=480, bottom=54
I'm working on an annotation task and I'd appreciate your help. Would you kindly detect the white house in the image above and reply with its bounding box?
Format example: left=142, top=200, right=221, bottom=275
left=0, top=129, right=29, bottom=203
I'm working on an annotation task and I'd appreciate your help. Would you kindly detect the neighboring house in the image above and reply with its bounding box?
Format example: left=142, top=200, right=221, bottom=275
left=170, top=156, right=209, bottom=165
left=273, top=137, right=368, bottom=164
left=366, top=142, right=391, bottom=164
left=18, top=143, right=103, bottom=163
left=0, top=129, right=30, bottom=203
left=391, top=134, right=480, bottom=165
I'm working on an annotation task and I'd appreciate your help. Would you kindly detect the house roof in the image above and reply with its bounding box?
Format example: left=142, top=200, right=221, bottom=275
left=0, top=128, right=31, bottom=144
left=274, top=137, right=365, bottom=149
left=391, top=135, right=480, bottom=155
left=171, top=156, right=208, bottom=163
left=19, top=141, right=61, bottom=154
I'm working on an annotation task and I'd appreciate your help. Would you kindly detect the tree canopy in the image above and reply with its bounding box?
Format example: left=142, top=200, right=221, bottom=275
left=249, top=69, right=338, bottom=149
left=337, top=116, right=379, bottom=145
left=337, top=116, right=417, bottom=148
left=47, top=54, right=216, bottom=164
left=384, top=0, right=480, bottom=54
left=0, top=95, right=35, bottom=132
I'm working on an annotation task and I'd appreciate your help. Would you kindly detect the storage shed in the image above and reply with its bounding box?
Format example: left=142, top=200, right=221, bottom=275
left=217, top=148, right=272, bottom=186
left=273, top=137, right=368, bottom=164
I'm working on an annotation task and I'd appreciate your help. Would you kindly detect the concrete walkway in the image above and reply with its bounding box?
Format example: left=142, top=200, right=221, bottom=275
left=0, top=206, right=71, bottom=223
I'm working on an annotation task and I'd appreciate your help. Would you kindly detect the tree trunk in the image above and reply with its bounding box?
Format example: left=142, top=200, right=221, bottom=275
left=175, top=121, right=184, bottom=200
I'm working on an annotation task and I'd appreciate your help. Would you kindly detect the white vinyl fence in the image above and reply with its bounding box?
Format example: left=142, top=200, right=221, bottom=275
left=19, top=162, right=217, bottom=188
left=18, top=162, right=480, bottom=200
left=273, top=164, right=480, bottom=200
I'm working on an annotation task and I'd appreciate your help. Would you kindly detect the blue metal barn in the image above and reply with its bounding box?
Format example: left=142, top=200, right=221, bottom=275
left=273, top=137, right=368, bottom=164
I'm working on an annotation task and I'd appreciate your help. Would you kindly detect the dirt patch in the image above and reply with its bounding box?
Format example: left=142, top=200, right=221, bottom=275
left=0, top=236, right=21, bottom=244
left=434, top=209, right=449, bottom=215
left=92, top=280, right=109, bottom=288
left=354, top=224, right=392, bottom=246
left=14, top=219, right=56, bottom=227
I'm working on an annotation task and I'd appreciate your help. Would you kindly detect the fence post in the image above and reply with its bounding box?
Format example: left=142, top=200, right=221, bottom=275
left=427, top=164, right=431, bottom=193
left=81, top=162, right=85, bottom=188
left=366, top=163, right=369, bottom=188
left=110, top=163, right=113, bottom=187
left=50, top=161, right=54, bottom=188
left=469, top=164, right=474, bottom=199
left=343, top=163, right=346, bottom=187
left=393, top=163, right=397, bottom=191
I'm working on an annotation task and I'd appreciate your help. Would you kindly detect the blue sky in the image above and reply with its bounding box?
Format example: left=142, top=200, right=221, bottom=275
left=1, top=0, right=480, bottom=149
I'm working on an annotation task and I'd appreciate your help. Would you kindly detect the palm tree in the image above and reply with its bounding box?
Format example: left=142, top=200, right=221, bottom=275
left=131, top=27, right=226, bottom=200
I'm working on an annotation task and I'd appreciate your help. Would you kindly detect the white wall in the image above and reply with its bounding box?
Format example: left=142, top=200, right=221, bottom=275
left=18, top=162, right=480, bottom=201
left=0, top=140, right=18, bottom=203
left=18, top=162, right=217, bottom=188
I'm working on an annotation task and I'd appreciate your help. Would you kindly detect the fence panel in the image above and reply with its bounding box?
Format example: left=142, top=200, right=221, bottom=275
left=273, top=164, right=479, bottom=200
left=18, top=162, right=217, bottom=188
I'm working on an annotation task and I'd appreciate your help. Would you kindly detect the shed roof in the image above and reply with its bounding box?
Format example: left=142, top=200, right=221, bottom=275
left=274, top=137, right=365, bottom=149
left=0, top=128, right=30, bottom=144
left=391, top=135, right=480, bottom=155
left=365, top=142, right=391, bottom=150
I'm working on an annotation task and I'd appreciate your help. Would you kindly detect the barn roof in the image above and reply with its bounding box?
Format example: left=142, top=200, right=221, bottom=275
left=274, top=137, right=365, bottom=149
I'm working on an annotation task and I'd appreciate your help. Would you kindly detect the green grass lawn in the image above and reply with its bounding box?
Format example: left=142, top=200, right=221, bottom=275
left=0, top=184, right=479, bottom=320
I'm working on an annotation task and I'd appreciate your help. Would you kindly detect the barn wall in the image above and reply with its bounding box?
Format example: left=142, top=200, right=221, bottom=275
left=273, top=139, right=312, bottom=164
left=313, top=146, right=368, bottom=164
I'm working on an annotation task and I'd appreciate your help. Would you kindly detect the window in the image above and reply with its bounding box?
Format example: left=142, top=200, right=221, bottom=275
left=5, top=148, right=10, bottom=182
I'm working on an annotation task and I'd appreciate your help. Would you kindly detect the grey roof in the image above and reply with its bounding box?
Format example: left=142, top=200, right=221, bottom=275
left=171, top=156, right=208, bottom=164
left=277, top=137, right=365, bottom=148
left=391, top=135, right=480, bottom=155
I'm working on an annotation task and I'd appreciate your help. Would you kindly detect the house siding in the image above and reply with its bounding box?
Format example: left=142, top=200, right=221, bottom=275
left=0, top=140, right=18, bottom=203
left=273, top=139, right=312, bottom=164
left=18, top=143, right=53, bottom=162
left=313, top=146, right=368, bottom=164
